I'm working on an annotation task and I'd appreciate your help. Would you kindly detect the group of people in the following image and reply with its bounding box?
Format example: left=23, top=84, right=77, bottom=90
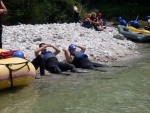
left=73, top=2, right=106, bottom=31
left=0, top=1, right=106, bottom=76
left=81, top=12, right=106, bottom=31
left=33, top=43, right=107, bottom=75
left=12, top=43, right=107, bottom=76
left=118, top=16, right=150, bottom=31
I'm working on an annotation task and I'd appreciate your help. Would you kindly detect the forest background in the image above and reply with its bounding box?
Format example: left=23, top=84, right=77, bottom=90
left=2, top=0, right=150, bottom=25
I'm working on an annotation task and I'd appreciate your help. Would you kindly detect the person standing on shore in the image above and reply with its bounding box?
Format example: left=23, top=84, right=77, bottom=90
left=0, top=0, right=7, bottom=48
left=73, top=2, right=80, bottom=23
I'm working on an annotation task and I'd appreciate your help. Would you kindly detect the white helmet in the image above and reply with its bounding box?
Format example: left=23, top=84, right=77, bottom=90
left=148, top=19, right=150, bottom=23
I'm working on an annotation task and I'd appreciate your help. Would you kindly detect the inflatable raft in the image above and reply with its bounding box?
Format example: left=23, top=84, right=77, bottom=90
left=0, top=50, right=36, bottom=90
left=129, top=26, right=150, bottom=34
left=117, top=25, right=150, bottom=43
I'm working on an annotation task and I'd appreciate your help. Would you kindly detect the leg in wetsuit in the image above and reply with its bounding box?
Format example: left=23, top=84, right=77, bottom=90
left=73, top=57, right=108, bottom=69
left=31, top=55, right=42, bottom=70
left=58, top=62, right=78, bottom=73
left=39, top=58, right=45, bottom=75
left=91, top=62, right=109, bottom=68
left=31, top=55, right=45, bottom=75
left=74, top=57, right=95, bottom=69
left=45, top=57, right=63, bottom=74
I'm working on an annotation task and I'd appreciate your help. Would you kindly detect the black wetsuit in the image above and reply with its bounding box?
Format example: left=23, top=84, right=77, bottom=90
left=31, top=54, right=78, bottom=75
left=71, top=52, right=107, bottom=69
left=72, top=57, right=107, bottom=69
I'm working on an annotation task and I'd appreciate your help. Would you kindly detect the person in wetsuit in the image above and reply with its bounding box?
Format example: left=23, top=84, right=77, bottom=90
left=31, top=43, right=78, bottom=75
left=63, top=44, right=108, bottom=69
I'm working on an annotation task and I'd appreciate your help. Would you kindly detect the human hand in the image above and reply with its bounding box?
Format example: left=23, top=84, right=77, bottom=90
left=62, top=46, right=68, bottom=51
left=41, top=44, right=49, bottom=50
left=46, top=44, right=52, bottom=47
left=4, top=9, right=8, bottom=14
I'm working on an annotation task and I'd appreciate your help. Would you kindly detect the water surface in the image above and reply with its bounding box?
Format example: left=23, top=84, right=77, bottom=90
left=0, top=43, right=150, bottom=113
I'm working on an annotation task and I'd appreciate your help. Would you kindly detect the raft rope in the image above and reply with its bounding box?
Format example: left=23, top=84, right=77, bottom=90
left=0, top=60, right=30, bottom=88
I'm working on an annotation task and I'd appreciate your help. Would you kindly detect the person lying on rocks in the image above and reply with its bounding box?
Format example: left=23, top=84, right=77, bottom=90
left=63, top=44, right=108, bottom=70
left=31, top=43, right=78, bottom=75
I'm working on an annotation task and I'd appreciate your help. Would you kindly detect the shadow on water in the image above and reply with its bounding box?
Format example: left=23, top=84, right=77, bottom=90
left=0, top=43, right=150, bottom=113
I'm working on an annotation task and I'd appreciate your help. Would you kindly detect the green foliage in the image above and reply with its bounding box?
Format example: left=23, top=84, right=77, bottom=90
left=2, top=0, right=150, bottom=25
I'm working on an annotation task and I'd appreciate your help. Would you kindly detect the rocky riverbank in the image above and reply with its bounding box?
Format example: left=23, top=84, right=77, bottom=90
left=2, top=23, right=139, bottom=64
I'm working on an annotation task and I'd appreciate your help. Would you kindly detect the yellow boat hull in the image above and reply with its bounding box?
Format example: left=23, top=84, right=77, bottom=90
left=0, top=49, right=36, bottom=90
left=129, top=26, right=150, bottom=34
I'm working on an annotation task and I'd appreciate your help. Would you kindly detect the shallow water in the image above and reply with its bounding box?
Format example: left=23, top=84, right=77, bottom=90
left=0, top=44, right=150, bottom=113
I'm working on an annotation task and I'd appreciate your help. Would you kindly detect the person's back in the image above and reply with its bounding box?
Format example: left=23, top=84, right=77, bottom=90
left=130, top=20, right=140, bottom=29
left=118, top=17, right=127, bottom=26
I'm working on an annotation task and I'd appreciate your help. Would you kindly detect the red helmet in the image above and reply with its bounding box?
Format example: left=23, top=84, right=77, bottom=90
left=98, top=13, right=102, bottom=17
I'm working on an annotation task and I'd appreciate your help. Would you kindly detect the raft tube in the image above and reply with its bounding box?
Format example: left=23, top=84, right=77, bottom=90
left=117, top=25, right=150, bottom=43
left=0, top=49, right=36, bottom=90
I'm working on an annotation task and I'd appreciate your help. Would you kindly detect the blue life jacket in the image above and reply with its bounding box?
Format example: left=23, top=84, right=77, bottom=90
left=71, top=51, right=88, bottom=58
left=41, top=51, right=56, bottom=61
left=131, top=20, right=139, bottom=28
left=147, top=16, right=150, bottom=19
left=119, top=19, right=127, bottom=26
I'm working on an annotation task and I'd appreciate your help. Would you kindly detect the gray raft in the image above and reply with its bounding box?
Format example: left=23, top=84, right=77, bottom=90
left=117, top=26, right=150, bottom=43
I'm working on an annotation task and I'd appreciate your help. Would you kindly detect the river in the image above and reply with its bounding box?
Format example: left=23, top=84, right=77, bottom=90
left=0, top=43, right=150, bottom=113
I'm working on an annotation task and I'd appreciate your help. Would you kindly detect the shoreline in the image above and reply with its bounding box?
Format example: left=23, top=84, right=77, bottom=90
left=2, top=23, right=140, bottom=64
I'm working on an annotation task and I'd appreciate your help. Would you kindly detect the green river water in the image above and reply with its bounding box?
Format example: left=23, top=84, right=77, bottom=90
left=0, top=43, right=150, bottom=113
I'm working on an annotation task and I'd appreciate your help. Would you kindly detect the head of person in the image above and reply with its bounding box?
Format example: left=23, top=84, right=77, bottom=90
left=39, top=43, right=47, bottom=52
left=133, top=20, right=138, bottom=24
left=118, top=17, right=122, bottom=21
left=130, top=20, right=133, bottom=25
left=75, top=2, right=78, bottom=6
left=68, top=44, right=76, bottom=54
left=148, top=19, right=150, bottom=23
left=90, top=12, right=97, bottom=19
left=13, top=51, right=24, bottom=58
left=98, top=13, right=102, bottom=17
left=130, top=20, right=139, bottom=28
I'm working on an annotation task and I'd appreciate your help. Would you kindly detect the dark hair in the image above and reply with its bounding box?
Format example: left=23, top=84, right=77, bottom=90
left=39, top=43, right=45, bottom=48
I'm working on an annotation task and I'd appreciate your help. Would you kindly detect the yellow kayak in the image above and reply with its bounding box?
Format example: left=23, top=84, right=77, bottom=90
left=0, top=49, right=36, bottom=90
left=129, top=26, right=150, bottom=34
